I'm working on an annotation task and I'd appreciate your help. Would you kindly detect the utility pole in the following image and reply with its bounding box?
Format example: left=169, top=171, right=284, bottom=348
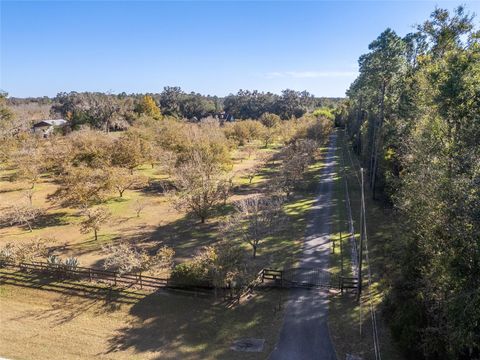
left=357, top=168, right=365, bottom=302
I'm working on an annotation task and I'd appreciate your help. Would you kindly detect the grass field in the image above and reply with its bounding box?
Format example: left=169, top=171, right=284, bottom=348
left=327, top=130, right=403, bottom=360
left=0, top=269, right=287, bottom=360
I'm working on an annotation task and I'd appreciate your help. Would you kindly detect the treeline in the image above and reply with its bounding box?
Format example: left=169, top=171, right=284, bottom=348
left=0, top=87, right=341, bottom=134
left=223, top=89, right=340, bottom=120
left=341, top=6, right=480, bottom=359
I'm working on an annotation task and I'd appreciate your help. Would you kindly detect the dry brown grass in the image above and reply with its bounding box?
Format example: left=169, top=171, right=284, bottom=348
left=0, top=269, right=287, bottom=359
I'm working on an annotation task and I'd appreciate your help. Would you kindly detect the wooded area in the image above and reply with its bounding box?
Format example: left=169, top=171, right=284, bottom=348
left=341, top=7, right=480, bottom=359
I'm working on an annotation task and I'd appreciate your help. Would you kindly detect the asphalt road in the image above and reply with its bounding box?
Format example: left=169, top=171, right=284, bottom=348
left=269, top=132, right=338, bottom=360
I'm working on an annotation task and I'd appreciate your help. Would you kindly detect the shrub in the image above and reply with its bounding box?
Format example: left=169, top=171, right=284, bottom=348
left=47, top=254, right=64, bottom=270
left=170, top=262, right=210, bottom=287
left=103, top=242, right=174, bottom=275
left=64, top=257, right=79, bottom=271
left=0, top=243, right=16, bottom=266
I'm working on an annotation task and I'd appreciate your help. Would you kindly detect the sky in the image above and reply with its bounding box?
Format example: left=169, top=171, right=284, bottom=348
left=1, top=1, right=479, bottom=98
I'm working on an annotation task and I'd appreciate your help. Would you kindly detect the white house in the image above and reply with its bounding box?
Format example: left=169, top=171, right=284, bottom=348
left=32, top=119, right=68, bottom=136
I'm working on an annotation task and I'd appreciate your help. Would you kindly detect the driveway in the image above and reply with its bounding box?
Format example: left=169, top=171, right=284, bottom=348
left=269, top=131, right=337, bottom=360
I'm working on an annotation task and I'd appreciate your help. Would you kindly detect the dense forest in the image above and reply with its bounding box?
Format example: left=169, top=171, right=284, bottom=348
left=341, top=7, right=480, bottom=359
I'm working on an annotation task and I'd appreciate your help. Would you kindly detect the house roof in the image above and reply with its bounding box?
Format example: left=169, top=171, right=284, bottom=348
left=33, top=119, right=68, bottom=127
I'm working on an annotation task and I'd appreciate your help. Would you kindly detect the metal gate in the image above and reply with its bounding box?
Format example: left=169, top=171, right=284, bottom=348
left=282, top=267, right=337, bottom=288
left=260, top=268, right=357, bottom=290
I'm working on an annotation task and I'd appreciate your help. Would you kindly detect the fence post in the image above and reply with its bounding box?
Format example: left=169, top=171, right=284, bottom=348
left=139, top=273, right=143, bottom=289
left=114, top=272, right=117, bottom=287
left=89, top=269, right=92, bottom=282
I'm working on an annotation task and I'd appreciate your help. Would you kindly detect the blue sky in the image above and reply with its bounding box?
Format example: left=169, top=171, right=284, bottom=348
left=1, top=1, right=479, bottom=98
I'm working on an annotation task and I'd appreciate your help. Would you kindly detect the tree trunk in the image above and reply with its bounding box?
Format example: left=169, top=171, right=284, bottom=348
left=252, top=245, right=257, bottom=259
left=94, top=229, right=98, bottom=241
left=201, top=216, right=206, bottom=224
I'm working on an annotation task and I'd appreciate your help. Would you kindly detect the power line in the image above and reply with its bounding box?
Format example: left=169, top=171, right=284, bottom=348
left=342, top=129, right=382, bottom=360
left=360, top=167, right=382, bottom=360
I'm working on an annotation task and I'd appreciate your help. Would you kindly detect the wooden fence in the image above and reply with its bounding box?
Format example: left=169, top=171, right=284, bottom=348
left=2, top=261, right=172, bottom=290
left=0, top=262, right=358, bottom=296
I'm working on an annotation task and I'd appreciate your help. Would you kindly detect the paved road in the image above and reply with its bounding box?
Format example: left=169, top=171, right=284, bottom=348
left=269, top=132, right=337, bottom=360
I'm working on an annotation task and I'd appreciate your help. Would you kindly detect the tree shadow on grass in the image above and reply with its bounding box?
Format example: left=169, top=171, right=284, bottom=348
left=104, top=287, right=283, bottom=360
left=1, top=269, right=146, bottom=324
left=140, top=179, right=175, bottom=197
left=31, top=211, right=71, bottom=229
left=0, top=211, right=71, bottom=231
left=137, top=213, right=221, bottom=262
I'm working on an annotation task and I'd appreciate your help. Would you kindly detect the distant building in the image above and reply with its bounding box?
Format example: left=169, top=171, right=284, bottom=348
left=32, top=119, right=68, bottom=137
left=217, top=112, right=235, bottom=123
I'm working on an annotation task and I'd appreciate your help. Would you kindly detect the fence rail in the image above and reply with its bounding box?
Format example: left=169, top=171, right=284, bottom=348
left=1, top=262, right=358, bottom=295
left=3, top=261, right=169, bottom=290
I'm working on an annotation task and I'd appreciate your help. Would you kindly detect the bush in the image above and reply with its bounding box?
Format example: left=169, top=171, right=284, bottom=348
left=46, top=254, right=63, bottom=267
left=312, top=107, right=334, bottom=120
left=170, top=262, right=210, bottom=287
left=0, top=243, right=16, bottom=266
left=64, top=257, right=79, bottom=271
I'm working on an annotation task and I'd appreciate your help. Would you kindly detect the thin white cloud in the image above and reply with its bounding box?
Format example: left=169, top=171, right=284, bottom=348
left=265, top=71, right=358, bottom=79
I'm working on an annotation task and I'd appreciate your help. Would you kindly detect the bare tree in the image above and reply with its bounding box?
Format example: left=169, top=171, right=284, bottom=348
left=244, top=144, right=257, bottom=160
left=24, top=189, right=34, bottom=206
left=110, top=167, right=148, bottom=197
left=1, top=203, right=43, bottom=232
left=223, top=195, right=285, bottom=258
left=173, top=151, right=226, bottom=223
left=244, top=165, right=261, bottom=185
left=0, top=240, right=48, bottom=264
left=103, top=242, right=174, bottom=275
left=134, top=199, right=147, bottom=218
left=13, top=144, right=44, bottom=189
left=79, top=206, right=111, bottom=241
left=219, top=176, right=234, bottom=205
left=273, top=139, right=318, bottom=196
